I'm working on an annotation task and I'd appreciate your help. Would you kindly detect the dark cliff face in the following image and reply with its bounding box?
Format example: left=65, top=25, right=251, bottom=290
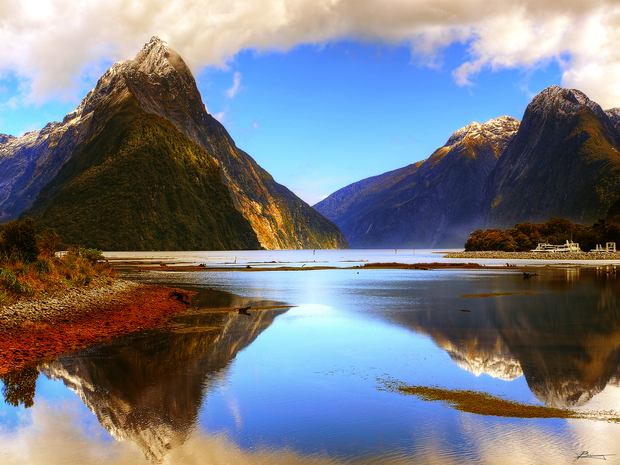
left=482, top=86, right=620, bottom=229
left=316, top=117, right=520, bottom=248
left=0, top=37, right=348, bottom=250
left=0, top=123, right=88, bottom=223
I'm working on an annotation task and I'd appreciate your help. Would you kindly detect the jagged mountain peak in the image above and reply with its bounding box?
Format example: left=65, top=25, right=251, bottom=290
left=480, top=115, right=521, bottom=135
left=0, top=134, right=15, bottom=144
left=444, top=116, right=520, bottom=154
left=66, top=37, right=196, bottom=125
left=482, top=85, right=620, bottom=229
left=131, top=36, right=190, bottom=77
left=535, top=85, right=588, bottom=105
left=605, top=107, right=620, bottom=133
left=526, top=85, right=614, bottom=131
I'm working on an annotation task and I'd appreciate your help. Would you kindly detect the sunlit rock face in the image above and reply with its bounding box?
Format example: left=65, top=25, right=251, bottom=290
left=0, top=37, right=347, bottom=250
left=42, top=300, right=287, bottom=463
left=314, top=116, right=520, bottom=248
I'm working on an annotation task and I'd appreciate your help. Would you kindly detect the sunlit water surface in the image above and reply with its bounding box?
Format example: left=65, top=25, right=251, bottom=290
left=2, top=251, right=620, bottom=464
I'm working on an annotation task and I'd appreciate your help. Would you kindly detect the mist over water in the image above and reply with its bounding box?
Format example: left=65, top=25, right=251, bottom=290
left=2, top=251, right=620, bottom=464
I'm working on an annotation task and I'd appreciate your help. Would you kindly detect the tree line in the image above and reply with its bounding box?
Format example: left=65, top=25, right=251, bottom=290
left=464, top=217, right=620, bottom=252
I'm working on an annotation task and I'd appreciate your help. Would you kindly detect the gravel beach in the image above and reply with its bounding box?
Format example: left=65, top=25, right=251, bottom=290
left=0, top=279, right=193, bottom=376
left=0, top=278, right=141, bottom=327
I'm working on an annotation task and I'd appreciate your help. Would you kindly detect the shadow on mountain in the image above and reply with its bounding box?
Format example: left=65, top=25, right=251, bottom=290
left=40, top=289, right=288, bottom=463
left=386, top=268, right=620, bottom=409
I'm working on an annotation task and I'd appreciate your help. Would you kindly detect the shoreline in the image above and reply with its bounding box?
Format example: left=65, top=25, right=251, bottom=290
left=0, top=278, right=193, bottom=377
left=444, top=251, right=620, bottom=261
left=3, top=252, right=619, bottom=379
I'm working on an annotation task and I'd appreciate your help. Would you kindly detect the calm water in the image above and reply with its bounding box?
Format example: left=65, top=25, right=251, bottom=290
left=2, top=251, right=620, bottom=464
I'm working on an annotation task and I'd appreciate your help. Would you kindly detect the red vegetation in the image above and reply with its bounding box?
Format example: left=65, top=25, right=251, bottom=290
left=0, top=285, right=192, bottom=377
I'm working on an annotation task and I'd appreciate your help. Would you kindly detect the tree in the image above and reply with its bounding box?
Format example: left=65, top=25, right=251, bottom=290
left=0, top=218, right=40, bottom=263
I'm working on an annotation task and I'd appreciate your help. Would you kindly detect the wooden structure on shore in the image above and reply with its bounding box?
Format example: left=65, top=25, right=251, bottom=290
left=591, top=242, right=617, bottom=253
left=532, top=240, right=581, bottom=253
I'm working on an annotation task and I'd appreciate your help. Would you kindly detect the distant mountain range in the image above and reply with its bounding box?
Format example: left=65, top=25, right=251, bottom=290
left=0, top=37, right=348, bottom=251
left=315, top=86, right=620, bottom=248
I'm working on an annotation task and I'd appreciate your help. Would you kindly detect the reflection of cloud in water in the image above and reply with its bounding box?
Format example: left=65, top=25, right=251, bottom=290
left=223, top=392, right=243, bottom=430
left=0, top=400, right=144, bottom=465
left=4, top=399, right=619, bottom=465
left=0, top=400, right=344, bottom=465
left=457, top=415, right=575, bottom=464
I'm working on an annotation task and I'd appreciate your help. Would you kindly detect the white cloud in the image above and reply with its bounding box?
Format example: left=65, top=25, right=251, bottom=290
left=225, top=71, right=243, bottom=98
left=212, top=106, right=229, bottom=123
left=1, top=0, right=620, bottom=107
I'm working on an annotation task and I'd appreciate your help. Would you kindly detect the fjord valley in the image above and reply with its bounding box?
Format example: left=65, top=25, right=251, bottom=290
left=316, top=86, right=620, bottom=249
left=0, top=37, right=348, bottom=251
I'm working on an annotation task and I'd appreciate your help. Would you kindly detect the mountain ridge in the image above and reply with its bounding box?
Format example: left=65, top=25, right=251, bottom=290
left=315, top=116, right=520, bottom=248
left=317, top=86, right=620, bottom=248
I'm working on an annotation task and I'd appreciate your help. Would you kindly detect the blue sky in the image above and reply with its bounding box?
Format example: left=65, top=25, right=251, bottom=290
left=0, top=0, right=616, bottom=205
left=196, top=42, right=563, bottom=203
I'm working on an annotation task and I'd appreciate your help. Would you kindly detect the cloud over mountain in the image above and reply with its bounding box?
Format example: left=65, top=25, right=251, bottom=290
left=2, top=0, right=620, bottom=108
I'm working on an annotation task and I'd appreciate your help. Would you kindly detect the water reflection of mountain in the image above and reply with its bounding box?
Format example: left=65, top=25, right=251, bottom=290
left=42, top=288, right=288, bottom=463
left=388, top=270, right=620, bottom=408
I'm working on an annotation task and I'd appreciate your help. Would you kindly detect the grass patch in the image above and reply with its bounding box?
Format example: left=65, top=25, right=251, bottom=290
left=0, top=250, right=115, bottom=307
left=379, top=379, right=579, bottom=419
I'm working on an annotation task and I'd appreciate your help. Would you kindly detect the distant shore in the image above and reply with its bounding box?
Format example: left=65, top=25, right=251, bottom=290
left=0, top=278, right=192, bottom=377
left=444, top=251, right=620, bottom=261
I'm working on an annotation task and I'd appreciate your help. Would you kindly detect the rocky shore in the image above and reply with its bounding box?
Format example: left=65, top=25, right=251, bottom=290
left=0, top=278, right=193, bottom=377
left=0, top=278, right=139, bottom=327
left=444, top=251, right=620, bottom=261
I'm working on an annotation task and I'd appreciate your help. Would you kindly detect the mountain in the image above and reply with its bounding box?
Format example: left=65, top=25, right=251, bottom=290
left=315, top=116, right=520, bottom=248
left=317, top=85, right=620, bottom=248
left=0, top=37, right=347, bottom=250
left=25, top=98, right=260, bottom=250
left=482, top=86, right=620, bottom=229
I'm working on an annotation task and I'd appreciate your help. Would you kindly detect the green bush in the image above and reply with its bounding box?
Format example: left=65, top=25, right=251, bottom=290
left=34, top=258, right=52, bottom=275
left=0, top=268, right=31, bottom=296
left=0, top=218, right=40, bottom=263
left=75, top=247, right=105, bottom=264
left=37, top=228, right=59, bottom=257
left=0, top=290, right=10, bottom=307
